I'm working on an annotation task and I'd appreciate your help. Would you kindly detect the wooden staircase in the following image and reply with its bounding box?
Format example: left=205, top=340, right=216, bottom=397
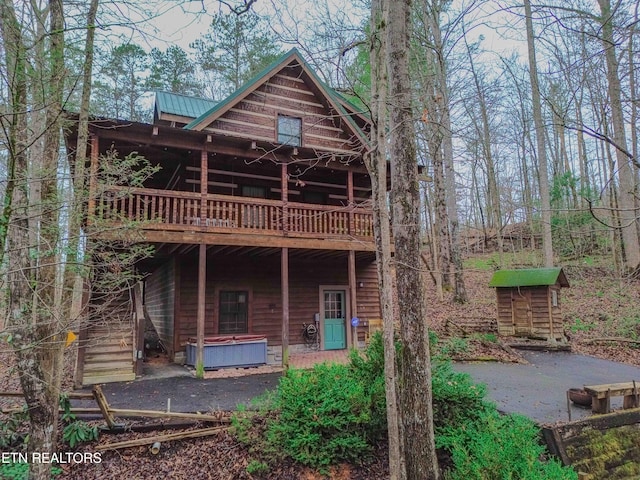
left=77, top=288, right=137, bottom=386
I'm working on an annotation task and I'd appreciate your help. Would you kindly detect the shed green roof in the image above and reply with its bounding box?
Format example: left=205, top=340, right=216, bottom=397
left=155, top=91, right=217, bottom=119
left=488, top=268, right=569, bottom=288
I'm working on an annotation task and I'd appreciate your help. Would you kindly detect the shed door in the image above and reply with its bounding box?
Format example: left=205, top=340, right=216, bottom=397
left=512, top=290, right=532, bottom=336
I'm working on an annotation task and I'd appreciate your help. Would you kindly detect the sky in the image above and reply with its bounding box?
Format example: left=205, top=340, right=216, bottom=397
left=106, top=0, right=367, bottom=53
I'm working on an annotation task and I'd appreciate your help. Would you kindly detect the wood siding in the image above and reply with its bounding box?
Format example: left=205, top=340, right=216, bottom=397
left=174, top=252, right=380, bottom=353
left=496, top=284, right=565, bottom=340
left=204, top=67, right=358, bottom=154
left=145, top=258, right=176, bottom=356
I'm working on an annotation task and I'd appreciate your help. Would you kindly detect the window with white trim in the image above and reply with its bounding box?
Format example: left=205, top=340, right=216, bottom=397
left=219, top=291, right=248, bottom=334
left=277, top=115, right=302, bottom=146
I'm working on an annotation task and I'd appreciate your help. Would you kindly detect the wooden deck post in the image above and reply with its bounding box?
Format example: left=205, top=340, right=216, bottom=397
left=196, top=243, right=206, bottom=375
left=347, top=170, right=354, bottom=235
left=281, top=163, right=288, bottom=235
left=348, top=250, right=357, bottom=348
left=281, top=247, right=289, bottom=368
left=87, top=134, right=99, bottom=223
left=200, top=150, right=208, bottom=223
left=73, top=279, right=92, bottom=389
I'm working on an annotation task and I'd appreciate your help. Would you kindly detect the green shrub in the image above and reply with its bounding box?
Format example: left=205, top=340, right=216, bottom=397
left=246, top=459, right=269, bottom=476
left=0, top=407, right=29, bottom=450
left=233, top=331, right=575, bottom=479
left=438, top=337, right=469, bottom=357
left=0, top=461, right=62, bottom=479
left=438, top=409, right=577, bottom=480
left=60, top=394, right=98, bottom=448
left=266, top=362, right=374, bottom=469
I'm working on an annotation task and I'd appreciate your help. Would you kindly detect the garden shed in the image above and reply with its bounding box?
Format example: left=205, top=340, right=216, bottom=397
left=489, top=267, right=569, bottom=341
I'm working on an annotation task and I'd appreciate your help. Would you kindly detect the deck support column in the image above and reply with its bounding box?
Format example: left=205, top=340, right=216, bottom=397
left=87, top=135, right=99, bottom=224
left=347, top=170, right=354, bottom=235
left=281, top=163, right=288, bottom=235
left=348, top=250, right=357, bottom=348
left=196, top=243, right=206, bottom=376
left=200, top=150, right=208, bottom=222
left=281, top=247, right=289, bottom=369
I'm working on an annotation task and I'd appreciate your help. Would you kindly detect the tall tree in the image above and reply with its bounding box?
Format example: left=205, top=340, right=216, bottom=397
left=92, top=42, right=149, bottom=121
left=147, top=45, right=203, bottom=96
left=385, top=0, right=439, bottom=477
left=524, top=0, right=554, bottom=267
left=192, top=10, right=281, bottom=98
left=1, top=1, right=65, bottom=478
left=596, top=0, right=640, bottom=272
left=368, top=1, right=404, bottom=477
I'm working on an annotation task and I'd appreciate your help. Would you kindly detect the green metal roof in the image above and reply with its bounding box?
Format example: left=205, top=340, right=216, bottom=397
left=183, top=50, right=291, bottom=130
left=155, top=91, right=217, bottom=119
left=488, top=268, right=569, bottom=288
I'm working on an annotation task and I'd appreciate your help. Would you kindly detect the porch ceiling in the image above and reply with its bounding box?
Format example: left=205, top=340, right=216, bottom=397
left=138, top=244, right=376, bottom=272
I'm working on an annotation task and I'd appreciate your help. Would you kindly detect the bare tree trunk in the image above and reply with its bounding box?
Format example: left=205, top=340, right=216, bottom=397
left=385, top=0, right=439, bottom=477
left=628, top=5, right=640, bottom=244
left=524, top=0, right=554, bottom=267
left=1, top=2, right=66, bottom=478
left=597, top=0, right=639, bottom=272
left=368, top=1, right=404, bottom=477
left=64, top=0, right=99, bottom=328
left=463, top=31, right=503, bottom=256
left=427, top=8, right=466, bottom=302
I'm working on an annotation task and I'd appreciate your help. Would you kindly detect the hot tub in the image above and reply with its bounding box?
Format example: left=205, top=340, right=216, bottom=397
left=185, top=335, right=267, bottom=369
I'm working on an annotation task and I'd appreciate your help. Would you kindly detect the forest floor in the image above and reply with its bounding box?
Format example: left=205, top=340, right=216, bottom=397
left=1, top=252, right=639, bottom=479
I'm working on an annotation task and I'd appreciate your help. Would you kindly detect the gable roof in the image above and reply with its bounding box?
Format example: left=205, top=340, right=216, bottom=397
left=489, top=268, right=569, bottom=288
left=183, top=48, right=370, bottom=148
left=155, top=91, right=217, bottom=120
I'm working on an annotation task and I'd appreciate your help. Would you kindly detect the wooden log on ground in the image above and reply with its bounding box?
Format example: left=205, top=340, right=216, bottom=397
left=93, top=385, right=117, bottom=429
left=1, top=406, right=231, bottom=423
left=580, top=337, right=640, bottom=345
left=0, top=391, right=94, bottom=400
left=95, top=426, right=227, bottom=451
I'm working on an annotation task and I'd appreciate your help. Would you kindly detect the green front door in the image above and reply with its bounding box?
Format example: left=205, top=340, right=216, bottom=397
left=323, top=290, right=346, bottom=350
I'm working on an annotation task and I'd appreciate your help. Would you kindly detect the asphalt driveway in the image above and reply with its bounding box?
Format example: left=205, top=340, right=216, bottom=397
left=455, top=350, right=640, bottom=424
left=86, top=351, right=640, bottom=424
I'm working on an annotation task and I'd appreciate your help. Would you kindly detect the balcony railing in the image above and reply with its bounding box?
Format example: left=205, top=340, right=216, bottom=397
left=95, top=187, right=374, bottom=239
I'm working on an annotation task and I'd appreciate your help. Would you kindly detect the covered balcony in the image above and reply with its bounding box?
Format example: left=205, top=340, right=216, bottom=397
left=80, top=119, right=376, bottom=251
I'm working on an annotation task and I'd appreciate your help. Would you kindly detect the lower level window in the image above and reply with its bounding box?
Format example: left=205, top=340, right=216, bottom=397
left=219, top=291, right=248, bottom=334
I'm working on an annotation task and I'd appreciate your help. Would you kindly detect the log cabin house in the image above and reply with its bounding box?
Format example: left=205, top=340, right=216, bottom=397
left=489, top=267, right=569, bottom=341
left=67, top=49, right=383, bottom=386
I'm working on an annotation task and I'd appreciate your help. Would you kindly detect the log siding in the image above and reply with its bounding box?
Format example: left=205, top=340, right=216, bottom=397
left=169, top=252, right=380, bottom=354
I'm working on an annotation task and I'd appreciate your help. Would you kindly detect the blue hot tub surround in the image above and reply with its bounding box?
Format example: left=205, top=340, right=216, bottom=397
left=186, top=335, right=267, bottom=369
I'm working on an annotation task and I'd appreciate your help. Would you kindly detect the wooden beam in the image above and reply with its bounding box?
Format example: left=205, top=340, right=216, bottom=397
left=87, top=135, right=99, bottom=223
left=95, top=426, right=227, bottom=452
left=134, top=283, right=145, bottom=376
left=348, top=250, right=357, bottom=348
left=105, top=229, right=378, bottom=252
left=196, top=243, right=206, bottom=372
left=282, top=247, right=289, bottom=369
left=347, top=170, right=354, bottom=235
left=73, top=279, right=91, bottom=389
left=185, top=178, right=238, bottom=189
left=86, top=121, right=370, bottom=174
left=93, top=385, right=117, bottom=429
left=281, top=163, right=289, bottom=236
left=186, top=165, right=371, bottom=191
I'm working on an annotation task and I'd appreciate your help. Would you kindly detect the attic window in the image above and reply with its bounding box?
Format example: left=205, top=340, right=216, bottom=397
left=278, top=115, right=302, bottom=146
